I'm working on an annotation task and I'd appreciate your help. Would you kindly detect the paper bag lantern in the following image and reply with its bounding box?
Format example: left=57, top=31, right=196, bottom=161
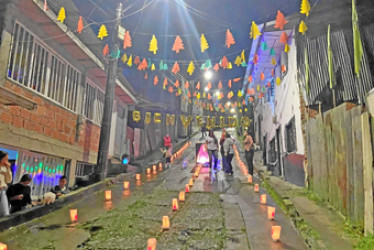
left=248, top=175, right=253, bottom=183
left=271, top=226, right=282, bottom=241
left=189, top=178, right=194, bottom=187
left=136, top=174, right=141, bottom=181
left=153, top=165, right=157, bottom=172
left=0, top=243, right=7, bottom=250
left=179, top=191, right=186, bottom=202
left=162, top=216, right=170, bottom=230
left=260, top=194, right=267, bottom=205
left=267, top=206, right=276, bottom=220
left=147, top=168, right=151, bottom=175
left=254, top=184, right=260, bottom=192
left=70, top=209, right=78, bottom=222
left=105, top=190, right=112, bottom=201
left=159, top=163, right=163, bottom=171
left=185, top=184, right=190, bottom=193
left=147, top=238, right=157, bottom=250
left=172, top=198, right=179, bottom=211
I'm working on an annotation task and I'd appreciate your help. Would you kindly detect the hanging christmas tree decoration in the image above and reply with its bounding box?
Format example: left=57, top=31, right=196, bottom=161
left=237, top=90, right=243, bottom=97
left=57, top=7, right=66, bottom=23
left=174, top=79, right=180, bottom=87
left=193, top=91, right=197, bottom=97
left=97, top=25, right=108, bottom=40
left=280, top=32, right=288, bottom=44
left=149, top=35, right=158, bottom=54
left=123, top=31, right=132, bottom=49
left=218, top=81, right=223, bottom=89
left=197, top=92, right=201, bottom=100
left=144, top=72, right=148, bottom=79
left=242, top=99, right=246, bottom=106
left=121, top=53, right=128, bottom=63
left=172, top=61, right=180, bottom=74
left=257, top=85, right=260, bottom=91
left=298, top=21, right=308, bottom=35
left=153, top=75, right=159, bottom=85
left=213, top=63, right=220, bottom=72
left=151, top=63, right=156, bottom=71
left=241, top=61, right=248, bottom=67
left=159, top=61, right=164, bottom=70
left=234, top=77, right=241, bottom=82
left=168, top=86, right=174, bottom=93
left=220, top=56, right=229, bottom=69
left=44, top=0, right=49, bottom=12
left=250, top=21, right=262, bottom=40
left=200, top=34, right=209, bottom=52
left=227, top=62, right=233, bottom=69
left=172, top=35, right=184, bottom=53
left=234, top=56, right=242, bottom=66
left=260, top=72, right=265, bottom=81
left=208, top=93, right=211, bottom=100
left=127, top=55, right=133, bottom=67
left=220, top=92, right=224, bottom=99
left=187, top=91, right=191, bottom=98
left=276, top=77, right=281, bottom=86
left=102, top=44, right=109, bottom=56
left=227, top=92, right=232, bottom=99
left=196, top=81, right=201, bottom=90
left=270, top=47, right=276, bottom=56
left=201, top=60, right=212, bottom=70
left=274, top=10, right=288, bottom=30
left=110, top=49, right=120, bottom=59
left=207, top=82, right=212, bottom=90
left=300, top=0, right=311, bottom=17
left=77, top=16, right=84, bottom=34
left=187, top=61, right=195, bottom=75
left=134, top=56, right=140, bottom=65
left=261, top=41, right=269, bottom=51
left=285, top=44, right=290, bottom=53
left=253, top=53, right=259, bottom=65
left=228, top=79, right=232, bottom=88
left=163, top=78, right=168, bottom=88
left=271, top=57, right=277, bottom=65
left=203, top=92, right=206, bottom=98
left=225, top=29, right=236, bottom=48
left=281, top=65, right=287, bottom=73
left=141, top=58, right=148, bottom=70
left=185, top=81, right=189, bottom=89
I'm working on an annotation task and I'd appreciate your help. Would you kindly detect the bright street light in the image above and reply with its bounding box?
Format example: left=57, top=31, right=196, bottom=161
left=215, top=91, right=220, bottom=96
left=230, top=108, right=235, bottom=113
left=204, top=87, right=209, bottom=92
left=226, top=102, right=231, bottom=106
left=204, top=71, right=213, bottom=80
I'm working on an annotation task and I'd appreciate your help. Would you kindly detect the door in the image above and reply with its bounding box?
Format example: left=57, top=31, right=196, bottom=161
left=275, top=128, right=284, bottom=176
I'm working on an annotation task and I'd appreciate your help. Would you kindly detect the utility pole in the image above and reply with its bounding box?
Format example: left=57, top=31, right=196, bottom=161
left=96, top=3, right=123, bottom=181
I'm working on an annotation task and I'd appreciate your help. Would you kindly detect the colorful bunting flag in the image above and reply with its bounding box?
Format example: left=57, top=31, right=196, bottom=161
left=123, top=31, right=132, bottom=49
left=300, top=0, right=311, bottom=17
left=250, top=21, right=262, bottom=40
left=57, top=7, right=66, bottom=23
left=225, top=29, right=236, bottom=48
left=97, top=25, right=108, bottom=40
left=274, top=10, right=288, bottom=30
left=77, top=16, right=84, bottom=34
left=154, top=75, right=159, bottom=85
left=187, top=61, right=195, bottom=75
left=201, top=34, right=209, bottom=52
left=299, top=21, right=308, bottom=35
left=149, top=35, right=158, bottom=54
left=172, top=35, right=184, bottom=53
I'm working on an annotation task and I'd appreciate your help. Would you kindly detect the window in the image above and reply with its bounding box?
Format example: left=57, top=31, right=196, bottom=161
left=7, top=22, right=80, bottom=112
left=269, top=138, right=277, bottom=164
left=75, top=162, right=95, bottom=177
left=83, top=81, right=104, bottom=124
left=285, top=117, right=297, bottom=153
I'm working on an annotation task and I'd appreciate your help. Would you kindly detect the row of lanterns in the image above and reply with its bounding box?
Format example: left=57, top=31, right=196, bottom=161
left=233, top=145, right=282, bottom=242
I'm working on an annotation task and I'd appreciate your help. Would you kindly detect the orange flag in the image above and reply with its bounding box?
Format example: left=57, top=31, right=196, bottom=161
left=220, top=56, right=229, bottom=68
left=207, top=82, right=212, bottom=90
left=168, top=86, right=173, bottom=93
left=280, top=32, right=288, bottom=44
left=196, top=81, right=200, bottom=90
left=102, top=44, right=109, bottom=56
left=134, top=56, right=140, bottom=65
left=174, top=79, right=180, bottom=87
left=214, top=63, right=220, bottom=72
left=248, top=75, right=253, bottom=82
left=185, top=81, right=189, bottom=89
left=228, top=79, right=232, bottom=88
left=193, top=91, right=197, bottom=97
left=77, top=16, right=84, bottom=34
left=172, top=35, right=184, bottom=53
left=225, top=29, right=236, bottom=48
left=233, top=77, right=241, bottom=82
left=260, top=72, right=265, bottom=81
left=274, top=10, right=288, bottom=30
left=172, top=61, right=180, bottom=74
left=208, top=93, right=211, bottom=100
left=154, top=75, right=159, bottom=85
left=218, top=81, right=223, bottom=89
left=253, top=53, right=259, bottom=65
left=123, top=31, right=132, bottom=49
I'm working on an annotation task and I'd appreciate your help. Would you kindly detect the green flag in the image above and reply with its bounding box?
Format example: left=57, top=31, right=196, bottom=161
left=327, top=25, right=334, bottom=89
left=352, top=0, right=363, bottom=77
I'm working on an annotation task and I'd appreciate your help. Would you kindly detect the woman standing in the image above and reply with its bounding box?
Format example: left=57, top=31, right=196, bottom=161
left=219, top=129, right=227, bottom=171
left=0, top=151, right=12, bottom=217
left=206, top=130, right=219, bottom=171
left=223, top=134, right=234, bottom=175
left=243, top=130, right=254, bottom=176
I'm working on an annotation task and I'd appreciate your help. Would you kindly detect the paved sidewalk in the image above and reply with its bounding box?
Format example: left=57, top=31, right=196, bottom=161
left=252, top=151, right=357, bottom=250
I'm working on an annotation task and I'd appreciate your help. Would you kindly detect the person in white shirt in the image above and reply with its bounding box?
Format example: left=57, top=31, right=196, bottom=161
left=223, top=134, right=234, bottom=175
left=206, top=130, right=219, bottom=171
left=0, top=151, right=12, bottom=217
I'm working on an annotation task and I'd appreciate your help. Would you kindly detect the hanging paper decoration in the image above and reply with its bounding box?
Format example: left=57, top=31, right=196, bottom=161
left=257, top=85, right=260, bottom=91
left=300, top=0, right=311, bottom=17
left=218, top=81, right=223, bottom=89
left=203, top=92, right=206, bottom=98
left=242, top=100, right=246, bottom=106
left=234, top=56, right=242, bottom=66
left=281, top=65, right=287, bottom=73
left=201, top=60, right=212, bottom=70
left=196, top=81, right=200, bottom=90
left=151, top=63, right=156, bottom=71
left=57, top=7, right=66, bottom=23
left=197, top=92, right=201, bottom=100
left=134, top=56, right=140, bottom=65
left=127, top=55, right=133, bottom=67
left=241, top=50, right=246, bottom=62
left=233, top=78, right=241, bottom=82
left=102, top=44, right=109, bottom=56
left=185, top=81, right=189, bottom=89
left=220, top=92, right=224, bottom=99
left=267, top=82, right=271, bottom=88
left=270, top=47, right=276, bottom=56
left=121, top=54, right=128, bottom=63
left=227, top=92, right=232, bottom=99
left=193, top=91, right=197, bottom=97
left=187, top=91, right=191, bottom=98
left=248, top=75, right=253, bottom=83
left=276, top=77, right=281, bottom=86
left=260, top=72, right=265, bottom=81
left=149, top=35, right=158, bottom=54
left=247, top=88, right=251, bottom=95
left=153, top=75, right=159, bottom=85
left=227, top=62, right=233, bottom=69
left=207, top=93, right=211, bottom=100
left=274, top=10, right=288, bottom=30
left=207, top=82, right=212, bottom=90
left=140, top=58, right=148, bottom=71
left=253, top=54, right=259, bottom=65
left=110, top=49, right=120, bottom=59
left=220, top=56, right=229, bottom=69
left=271, top=57, right=277, bottom=66
left=168, top=86, right=173, bottom=93
left=280, top=32, right=288, bottom=44
left=237, top=90, right=243, bottom=98
left=228, top=79, right=232, bottom=88
left=123, top=31, right=132, bottom=49
left=200, top=34, right=209, bottom=52
left=213, top=63, right=220, bottom=72
left=163, top=78, right=168, bottom=88
left=285, top=44, right=290, bottom=53
left=225, top=29, right=236, bottom=48
left=77, top=16, right=84, bottom=34
left=174, top=79, right=180, bottom=87
left=250, top=21, right=262, bottom=40
left=172, top=35, right=184, bottom=53
left=44, top=0, right=49, bottom=12
left=299, top=21, right=308, bottom=35
left=172, top=61, right=180, bottom=74
left=261, top=41, right=269, bottom=51
left=241, top=61, right=248, bottom=67
left=144, top=73, right=148, bottom=79
left=97, top=25, right=108, bottom=40
left=187, top=61, right=195, bottom=75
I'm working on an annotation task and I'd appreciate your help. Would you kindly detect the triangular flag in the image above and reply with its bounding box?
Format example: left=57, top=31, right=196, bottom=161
left=174, top=79, right=180, bottom=87
left=144, top=73, right=148, bottom=79
left=197, top=92, right=201, bottom=100
left=168, top=86, right=173, bottom=93
left=123, top=31, right=132, bottom=49
left=285, top=44, right=290, bottom=53
left=97, top=25, right=108, bottom=40
left=274, top=10, right=288, bottom=30
left=187, top=61, right=195, bottom=75
left=172, top=35, right=184, bottom=53
left=201, top=34, right=209, bottom=52
left=77, top=16, right=84, bottom=34
left=213, top=63, right=220, bottom=72
left=110, top=49, right=120, bottom=59
left=270, top=47, right=276, bottom=56
left=233, top=77, right=241, bottom=82
left=220, top=92, right=224, bottom=99
left=149, top=35, right=158, bottom=54
left=185, top=81, right=189, bottom=89
left=121, top=53, right=128, bottom=63
left=163, top=78, right=168, bottom=87
left=257, top=85, right=260, bottom=91
left=134, top=56, right=140, bottom=65
left=207, top=82, right=212, bottom=90
left=193, top=91, right=197, bottom=97
left=280, top=32, right=288, bottom=44
left=300, top=0, right=311, bottom=17
left=271, top=57, right=277, bottom=65
left=141, top=58, right=148, bottom=70
left=227, top=62, right=233, bottom=69
left=228, top=79, right=232, bottom=88
left=172, top=61, right=180, bottom=74
left=253, top=53, right=259, bottom=65
left=281, top=65, right=287, bottom=73
left=203, top=92, right=206, bottom=98
left=225, top=29, right=236, bottom=48
left=57, top=7, right=66, bottom=23
left=241, top=50, right=246, bottom=62
left=241, top=61, right=248, bottom=67
left=218, top=81, right=223, bottom=89
left=154, top=75, right=159, bottom=85
left=299, top=21, right=308, bottom=35
left=196, top=81, right=200, bottom=90
left=237, top=90, right=242, bottom=97
left=102, top=44, right=109, bottom=56
left=208, top=93, right=211, bottom=100
left=234, top=56, right=242, bottom=66
left=276, top=77, right=281, bottom=86
left=127, top=55, right=133, bottom=67
left=328, top=24, right=334, bottom=89
left=151, top=63, right=156, bottom=71
left=248, top=75, right=253, bottom=83
left=261, top=41, right=268, bottom=51
left=250, top=21, right=262, bottom=40
left=260, top=72, right=265, bottom=81
left=220, top=56, right=229, bottom=68
left=187, top=91, right=191, bottom=98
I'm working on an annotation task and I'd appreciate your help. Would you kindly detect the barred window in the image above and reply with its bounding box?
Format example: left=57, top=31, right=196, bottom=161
left=285, top=117, right=297, bottom=153
left=7, top=21, right=80, bottom=112
left=83, top=81, right=104, bottom=124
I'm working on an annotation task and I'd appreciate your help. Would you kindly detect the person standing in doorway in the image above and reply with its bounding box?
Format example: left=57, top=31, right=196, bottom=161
left=206, top=130, right=219, bottom=172
left=7, top=174, right=32, bottom=213
left=223, top=134, right=234, bottom=175
left=244, top=130, right=254, bottom=176
left=0, top=151, right=12, bottom=217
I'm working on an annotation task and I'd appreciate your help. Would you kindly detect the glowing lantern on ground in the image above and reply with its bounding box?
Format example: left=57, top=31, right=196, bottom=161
left=248, top=175, right=253, bottom=183
left=254, top=184, right=260, bottom=192
left=185, top=184, right=190, bottom=193
left=0, top=243, right=8, bottom=250
left=194, top=171, right=199, bottom=178
left=105, top=190, right=112, bottom=201
left=147, top=168, right=151, bottom=175
left=172, top=198, right=179, bottom=211
left=162, top=216, right=170, bottom=230
left=196, top=144, right=209, bottom=164
left=260, top=194, right=267, bottom=205
left=123, top=190, right=131, bottom=197
left=179, top=191, right=186, bottom=202
left=153, top=165, right=157, bottom=172
left=271, top=226, right=282, bottom=241
left=147, top=238, right=157, bottom=250
left=70, top=209, right=78, bottom=222
left=189, top=178, right=194, bottom=187
left=123, top=181, right=130, bottom=190
left=267, top=206, right=276, bottom=220
left=136, top=174, right=141, bottom=181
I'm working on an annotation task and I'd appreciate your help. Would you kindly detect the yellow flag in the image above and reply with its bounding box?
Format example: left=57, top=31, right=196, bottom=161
left=276, top=77, right=281, bottom=86
left=234, top=56, right=242, bottom=66
left=300, top=0, right=311, bottom=17
left=121, top=54, right=128, bottom=63
left=285, top=44, right=290, bottom=53
left=187, top=61, right=195, bottom=75
left=151, top=63, right=156, bottom=71
left=299, top=21, right=308, bottom=35
left=149, top=35, right=158, bottom=54
left=250, top=21, right=262, bottom=40
left=127, top=55, right=133, bottom=67
left=201, top=34, right=209, bottom=52
left=271, top=57, right=277, bottom=66
left=57, top=7, right=66, bottom=23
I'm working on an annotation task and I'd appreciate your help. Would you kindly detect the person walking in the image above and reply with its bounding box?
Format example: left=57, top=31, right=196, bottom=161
left=206, top=130, right=219, bottom=171
left=0, top=151, right=12, bottom=217
left=244, top=130, right=254, bottom=176
left=7, top=174, right=32, bottom=213
left=223, top=134, right=234, bottom=175
left=163, top=134, right=172, bottom=149
left=219, top=129, right=227, bottom=171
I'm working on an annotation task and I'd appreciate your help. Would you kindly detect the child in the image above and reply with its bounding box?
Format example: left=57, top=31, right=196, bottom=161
left=161, top=146, right=173, bottom=169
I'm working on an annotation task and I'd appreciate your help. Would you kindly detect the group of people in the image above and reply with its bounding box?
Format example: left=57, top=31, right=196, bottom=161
left=205, top=129, right=254, bottom=176
left=0, top=151, right=69, bottom=217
